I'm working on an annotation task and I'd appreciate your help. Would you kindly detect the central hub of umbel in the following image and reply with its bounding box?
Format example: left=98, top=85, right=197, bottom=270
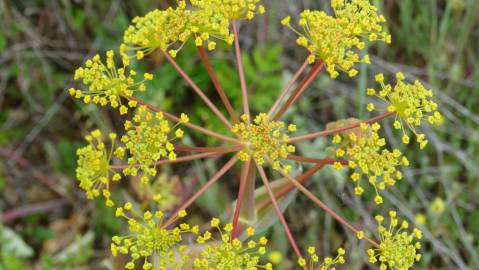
left=231, top=113, right=296, bottom=174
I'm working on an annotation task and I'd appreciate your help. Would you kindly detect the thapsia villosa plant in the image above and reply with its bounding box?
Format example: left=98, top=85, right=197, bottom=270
left=69, top=0, right=443, bottom=269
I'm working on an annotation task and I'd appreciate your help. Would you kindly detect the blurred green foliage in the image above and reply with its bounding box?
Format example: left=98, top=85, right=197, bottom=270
left=0, top=0, right=478, bottom=269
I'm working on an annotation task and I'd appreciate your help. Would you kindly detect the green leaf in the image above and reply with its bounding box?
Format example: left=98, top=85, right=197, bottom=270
left=0, top=33, right=7, bottom=53
left=54, top=231, right=94, bottom=265
left=0, top=227, right=34, bottom=259
left=1, top=253, right=25, bottom=270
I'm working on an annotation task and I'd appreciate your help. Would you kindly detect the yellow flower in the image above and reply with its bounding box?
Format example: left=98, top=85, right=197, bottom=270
left=193, top=218, right=272, bottom=269
left=368, top=211, right=422, bottom=270
left=299, top=246, right=346, bottom=269
left=69, top=51, right=149, bottom=114
left=190, top=0, right=266, bottom=21
left=178, top=209, right=188, bottom=217
left=122, top=1, right=249, bottom=59
left=122, top=4, right=189, bottom=58
left=121, top=106, right=187, bottom=183
left=332, top=123, right=408, bottom=204
left=268, top=250, right=283, bottom=264
left=368, top=73, right=443, bottom=149
left=430, top=197, right=445, bottom=214
left=180, top=113, right=190, bottom=123
left=111, top=206, right=199, bottom=270
left=283, top=0, right=389, bottom=78
left=75, top=130, right=121, bottom=206
left=231, top=113, right=296, bottom=174
left=186, top=7, right=234, bottom=47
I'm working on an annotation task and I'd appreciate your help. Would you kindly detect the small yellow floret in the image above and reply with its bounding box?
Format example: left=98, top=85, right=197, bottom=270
left=300, top=245, right=346, bottom=269
left=76, top=130, right=120, bottom=206
left=111, top=208, right=196, bottom=269
left=368, top=212, right=422, bottom=270
left=194, top=218, right=272, bottom=269
left=332, top=123, right=407, bottom=204
left=367, top=73, right=443, bottom=149
left=283, top=0, right=390, bottom=78
left=121, top=106, right=186, bottom=182
left=71, top=51, right=148, bottom=113
left=232, top=113, right=296, bottom=173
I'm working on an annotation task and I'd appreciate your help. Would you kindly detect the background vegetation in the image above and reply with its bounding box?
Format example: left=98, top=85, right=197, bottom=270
left=0, top=0, right=478, bottom=269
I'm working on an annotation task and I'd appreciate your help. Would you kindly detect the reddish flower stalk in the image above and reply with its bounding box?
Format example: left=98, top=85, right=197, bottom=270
left=174, top=144, right=243, bottom=153
left=231, top=159, right=253, bottom=238
left=290, top=112, right=395, bottom=143
left=273, top=61, right=325, bottom=121
left=163, top=51, right=232, bottom=128
left=257, top=162, right=325, bottom=212
left=197, top=46, right=239, bottom=123
left=232, top=20, right=250, bottom=117
left=162, top=156, right=239, bottom=228
left=279, top=170, right=379, bottom=248
left=2, top=199, right=70, bottom=223
left=268, top=59, right=309, bottom=119
left=129, top=96, right=240, bottom=143
left=110, top=152, right=222, bottom=170
left=287, top=154, right=338, bottom=164
left=257, top=165, right=304, bottom=260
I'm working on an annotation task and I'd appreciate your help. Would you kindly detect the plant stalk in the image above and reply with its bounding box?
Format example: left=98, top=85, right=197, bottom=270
left=232, top=20, right=250, bottom=117
left=163, top=51, right=232, bottom=128
left=273, top=61, right=324, bottom=121
left=110, top=152, right=221, bottom=170
left=162, top=156, right=238, bottom=228
left=289, top=112, right=394, bottom=143
left=197, top=46, right=239, bottom=123
left=279, top=169, right=379, bottom=247
left=256, top=165, right=304, bottom=260
left=268, top=59, right=309, bottom=119
left=129, top=96, right=240, bottom=143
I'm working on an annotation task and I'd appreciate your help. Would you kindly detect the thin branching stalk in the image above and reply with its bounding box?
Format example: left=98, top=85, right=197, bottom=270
left=232, top=20, right=250, bottom=117
left=273, top=61, right=324, bottom=120
left=162, top=156, right=239, bottom=228
left=290, top=112, right=395, bottom=143
left=110, top=152, right=221, bottom=170
left=256, top=163, right=325, bottom=212
left=129, top=96, right=240, bottom=143
left=174, top=145, right=244, bottom=153
left=231, top=159, right=253, bottom=238
left=197, top=46, right=239, bottom=123
left=287, top=154, right=339, bottom=164
left=257, top=165, right=304, bottom=260
left=268, top=59, right=309, bottom=119
left=163, top=51, right=232, bottom=128
left=278, top=169, right=379, bottom=248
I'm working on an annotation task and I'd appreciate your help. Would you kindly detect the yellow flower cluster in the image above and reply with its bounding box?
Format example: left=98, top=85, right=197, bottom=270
left=368, top=211, right=422, bottom=270
left=190, top=0, right=266, bottom=20
left=111, top=205, right=198, bottom=270
left=232, top=113, right=296, bottom=174
left=297, top=246, right=346, bottom=270
left=120, top=106, right=187, bottom=184
left=282, top=0, right=390, bottom=78
left=69, top=50, right=151, bottom=114
left=194, top=218, right=272, bottom=270
left=122, top=5, right=189, bottom=59
left=75, top=130, right=121, bottom=207
left=122, top=2, right=232, bottom=59
left=367, top=73, right=443, bottom=149
left=332, top=123, right=409, bottom=204
left=122, top=0, right=265, bottom=59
